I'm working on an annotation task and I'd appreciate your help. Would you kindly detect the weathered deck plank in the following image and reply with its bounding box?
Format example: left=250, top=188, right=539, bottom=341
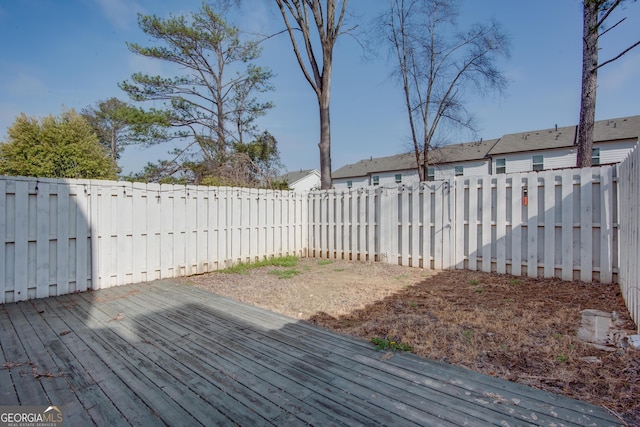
left=39, top=294, right=226, bottom=427
left=11, top=301, right=118, bottom=427
left=84, top=284, right=413, bottom=426
left=0, top=280, right=620, bottom=426
left=153, top=282, right=618, bottom=426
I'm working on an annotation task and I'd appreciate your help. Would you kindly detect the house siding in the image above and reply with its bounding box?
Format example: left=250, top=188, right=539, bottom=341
left=333, top=176, right=370, bottom=190
left=330, top=116, right=639, bottom=189
left=599, top=139, right=637, bottom=164
left=434, top=160, right=490, bottom=179
left=291, top=173, right=320, bottom=192
left=494, top=140, right=637, bottom=174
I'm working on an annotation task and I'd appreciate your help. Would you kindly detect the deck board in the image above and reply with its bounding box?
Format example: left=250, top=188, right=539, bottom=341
left=0, top=280, right=620, bottom=426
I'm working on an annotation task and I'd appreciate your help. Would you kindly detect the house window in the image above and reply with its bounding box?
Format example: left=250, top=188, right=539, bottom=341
left=372, top=175, right=380, bottom=186
left=427, top=167, right=435, bottom=181
left=347, top=180, right=353, bottom=188
left=454, top=166, right=463, bottom=177
left=592, top=148, right=600, bottom=166
left=395, top=173, right=402, bottom=183
left=532, top=155, right=544, bottom=171
left=496, top=158, right=506, bottom=174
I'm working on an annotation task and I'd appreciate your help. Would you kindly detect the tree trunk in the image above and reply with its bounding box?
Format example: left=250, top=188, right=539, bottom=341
left=111, top=127, right=118, bottom=161
left=318, top=90, right=332, bottom=190
left=576, top=0, right=599, bottom=168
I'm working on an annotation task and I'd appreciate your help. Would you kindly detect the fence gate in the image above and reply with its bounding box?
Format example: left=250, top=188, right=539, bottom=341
left=376, top=181, right=453, bottom=270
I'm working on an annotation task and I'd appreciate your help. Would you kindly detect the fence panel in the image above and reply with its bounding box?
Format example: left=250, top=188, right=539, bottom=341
left=1, top=177, right=308, bottom=303
left=618, top=147, right=640, bottom=331
left=1, top=178, right=92, bottom=303
left=449, top=168, right=617, bottom=282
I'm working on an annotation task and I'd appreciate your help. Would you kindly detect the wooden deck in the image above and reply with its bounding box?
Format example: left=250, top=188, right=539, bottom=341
left=0, top=280, right=620, bottom=426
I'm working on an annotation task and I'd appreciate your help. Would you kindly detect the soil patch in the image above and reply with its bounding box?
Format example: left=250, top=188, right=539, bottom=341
left=183, top=258, right=639, bottom=424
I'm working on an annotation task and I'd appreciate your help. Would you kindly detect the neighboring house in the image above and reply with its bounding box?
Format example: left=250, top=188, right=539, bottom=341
left=332, top=139, right=499, bottom=189
left=489, top=115, right=640, bottom=174
left=279, top=169, right=321, bottom=192
left=332, top=115, right=640, bottom=190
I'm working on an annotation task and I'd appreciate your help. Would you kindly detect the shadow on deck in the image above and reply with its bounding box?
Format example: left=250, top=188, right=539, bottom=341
left=0, top=280, right=620, bottom=426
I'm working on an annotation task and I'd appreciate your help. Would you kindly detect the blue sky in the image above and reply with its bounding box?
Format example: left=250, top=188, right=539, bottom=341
left=0, top=0, right=638, bottom=176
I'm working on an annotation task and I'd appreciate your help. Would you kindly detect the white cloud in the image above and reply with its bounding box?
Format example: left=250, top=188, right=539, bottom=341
left=93, top=0, right=142, bottom=30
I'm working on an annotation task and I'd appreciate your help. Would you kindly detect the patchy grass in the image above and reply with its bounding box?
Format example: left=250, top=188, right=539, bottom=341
left=370, top=336, right=413, bottom=352
left=218, top=256, right=298, bottom=274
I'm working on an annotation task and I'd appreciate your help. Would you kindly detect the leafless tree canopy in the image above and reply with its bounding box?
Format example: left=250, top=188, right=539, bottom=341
left=273, top=0, right=351, bottom=189
left=380, top=0, right=509, bottom=181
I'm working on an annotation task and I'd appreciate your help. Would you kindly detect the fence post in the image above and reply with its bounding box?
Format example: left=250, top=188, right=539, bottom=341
left=454, top=177, right=465, bottom=269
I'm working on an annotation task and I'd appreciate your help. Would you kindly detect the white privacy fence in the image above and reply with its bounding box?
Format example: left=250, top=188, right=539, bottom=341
left=309, top=166, right=617, bottom=283
left=618, top=146, right=640, bottom=331
left=1, top=163, right=638, bottom=330
left=0, top=177, right=307, bottom=304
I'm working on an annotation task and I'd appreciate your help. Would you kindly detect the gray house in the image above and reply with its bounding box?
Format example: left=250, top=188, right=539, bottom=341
left=332, top=115, right=640, bottom=190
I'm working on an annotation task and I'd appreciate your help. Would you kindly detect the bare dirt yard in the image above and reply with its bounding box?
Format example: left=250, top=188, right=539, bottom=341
left=183, top=257, right=640, bottom=425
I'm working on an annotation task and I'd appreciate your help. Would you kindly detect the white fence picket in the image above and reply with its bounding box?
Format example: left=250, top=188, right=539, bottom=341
left=401, top=187, right=410, bottom=266
left=600, top=167, right=614, bottom=284
left=73, top=182, right=90, bottom=294
left=561, top=170, right=574, bottom=281
left=454, top=178, right=465, bottom=270
left=467, top=177, right=479, bottom=271
left=35, top=181, right=50, bottom=298
left=368, top=188, right=377, bottom=261
left=410, top=186, right=420, bottom=268
left=543, top=174, right=556, bottom=278
left=511, top=175, right=523, bottom=276
left=580, top=168, right=594, bottom=282
left=14, top=181, right=29, bottom=300
left=526, top=172, right=539, bottom=278
left=481, top=178, right=492, bottom=272
left=495, top=174, right=507, bottom=274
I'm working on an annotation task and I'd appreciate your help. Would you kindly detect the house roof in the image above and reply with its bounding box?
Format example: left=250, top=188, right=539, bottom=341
left=333, top=153, right=415, bottom=179
left=332, top=115, right=640, bottom=177
left=280, top=169, right=320, bottom=185
left=490, top=115, right=640, bottom=155
left=332, top=139, right=499, bottom=179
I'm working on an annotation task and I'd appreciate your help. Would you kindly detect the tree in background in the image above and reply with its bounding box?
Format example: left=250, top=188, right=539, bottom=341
left=81, top=97, right=170, bottom=172
left=0, top=110, right=117, bottom=179
left=120, top=3, right=279, bottom=185
left=127, top=131, right=284, bottom=188
left=576, top=0, right=639, bottom=167
left=380, top=0, right=509, bottom=181
left=273, top=0, right=351, bottom=189
left=232, top=131, right=284, bottom=187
